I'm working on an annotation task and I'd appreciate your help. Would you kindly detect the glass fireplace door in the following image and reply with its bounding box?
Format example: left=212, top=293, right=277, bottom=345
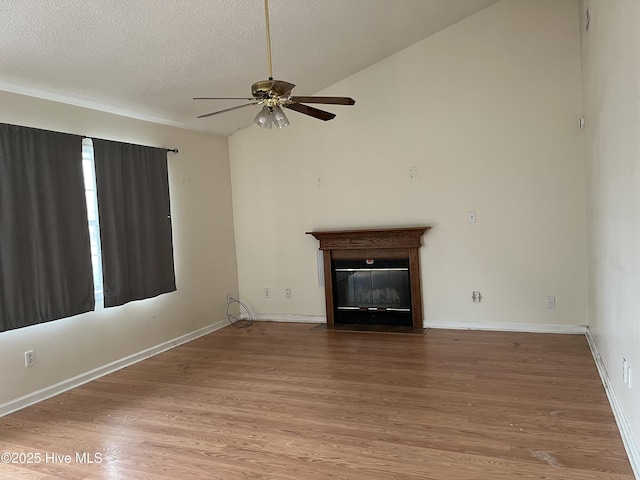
left=333, top=258, right=412, bottom=326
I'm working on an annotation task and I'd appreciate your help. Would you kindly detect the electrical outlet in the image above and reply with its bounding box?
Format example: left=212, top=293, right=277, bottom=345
left=472, top=291, right=481, bottom=303
left=628, top=366, right=632, bottom=388
left=24, top=350, right=35, bottom=367
left=623, top=358, right=629, bottom=385
left=285, top=288, right=292, bottom=299
left=546, top=296, right=556, bottom=309
left=264, top=288, right=270, bottom=298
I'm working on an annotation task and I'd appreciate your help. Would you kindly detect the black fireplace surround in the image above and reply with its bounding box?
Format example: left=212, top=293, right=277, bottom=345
left=333, top=258, right=412, bottom=326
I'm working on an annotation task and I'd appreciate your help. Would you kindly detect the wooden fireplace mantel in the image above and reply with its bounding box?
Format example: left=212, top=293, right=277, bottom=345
left=306, top=226, right=430, bottom=328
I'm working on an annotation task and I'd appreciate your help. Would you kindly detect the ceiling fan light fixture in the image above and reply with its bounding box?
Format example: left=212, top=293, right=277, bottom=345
left=272, top=106, right=290, bottom=128
left=194, top=0, right=354, bottom=127
left=254, top=106, right=273, bottom=129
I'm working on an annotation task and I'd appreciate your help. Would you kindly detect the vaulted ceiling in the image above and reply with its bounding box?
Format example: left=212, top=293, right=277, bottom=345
left=1, top=0, right=500, bottom=136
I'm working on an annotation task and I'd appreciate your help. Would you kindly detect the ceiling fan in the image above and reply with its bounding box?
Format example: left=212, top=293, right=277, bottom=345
left=194, top=0, right=355, bottom=129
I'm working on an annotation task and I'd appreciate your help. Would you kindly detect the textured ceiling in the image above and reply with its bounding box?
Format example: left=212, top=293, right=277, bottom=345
left=0, top=0, right=499, bottom=136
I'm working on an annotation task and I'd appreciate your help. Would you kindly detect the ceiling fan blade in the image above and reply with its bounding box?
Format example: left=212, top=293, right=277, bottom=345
left=194, top=97, right=256, bottom=100
left=197, top=102, right=259, bottom=119
left=284, top=103, right=336, bottom=121
left=289, top=96, right=355, bottom=106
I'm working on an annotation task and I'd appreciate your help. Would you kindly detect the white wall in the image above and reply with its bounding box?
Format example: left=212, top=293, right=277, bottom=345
left=579, top=0, right=640, bottom=465
left=0, top=91, right=238, bottom=406
left=229, top=0, right=587, bottom=329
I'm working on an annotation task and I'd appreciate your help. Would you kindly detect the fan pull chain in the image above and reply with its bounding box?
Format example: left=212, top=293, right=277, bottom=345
left=264, top=0, right=273, bottom=80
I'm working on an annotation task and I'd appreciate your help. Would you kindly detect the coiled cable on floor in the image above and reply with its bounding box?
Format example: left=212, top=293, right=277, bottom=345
left=226, top=294, right=253, bottom=328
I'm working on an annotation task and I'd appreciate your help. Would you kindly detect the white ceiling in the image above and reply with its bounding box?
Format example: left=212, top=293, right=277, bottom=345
left=0, top=0, right=499, bottom=137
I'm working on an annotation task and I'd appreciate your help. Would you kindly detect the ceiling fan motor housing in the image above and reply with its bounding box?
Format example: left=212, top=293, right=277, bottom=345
left=251, top=79, right=295, bottom=99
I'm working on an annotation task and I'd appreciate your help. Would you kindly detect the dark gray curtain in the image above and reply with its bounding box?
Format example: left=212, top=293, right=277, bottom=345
left=93, top=139, right=175, bottom=307
left=0, top=123, right=94, bottom=332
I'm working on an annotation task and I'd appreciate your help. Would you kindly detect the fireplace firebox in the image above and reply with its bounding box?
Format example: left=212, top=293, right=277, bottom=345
left=307, top=227, right=430, bottom=328
left=334, top=258, right=412, bottom=326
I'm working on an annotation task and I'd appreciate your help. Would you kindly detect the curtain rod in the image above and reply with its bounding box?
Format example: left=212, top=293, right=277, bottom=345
left=3, top=122, right=180, bottom=153
left=87, top=136, right=178, bottom=155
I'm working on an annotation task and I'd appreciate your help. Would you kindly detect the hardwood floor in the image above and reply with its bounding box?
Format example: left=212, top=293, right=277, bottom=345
left=0, top=322, right=634, bottom=479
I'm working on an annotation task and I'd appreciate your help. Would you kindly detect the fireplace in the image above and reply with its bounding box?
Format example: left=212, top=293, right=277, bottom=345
left=307, top=227, right=430, bottom=328
left=334, top=257, right=412, bottom=326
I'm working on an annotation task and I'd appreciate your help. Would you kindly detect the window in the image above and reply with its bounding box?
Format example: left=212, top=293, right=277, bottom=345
left=0, top=124, right=175, bottom=332
left=82, top=138, right=104, bottom=306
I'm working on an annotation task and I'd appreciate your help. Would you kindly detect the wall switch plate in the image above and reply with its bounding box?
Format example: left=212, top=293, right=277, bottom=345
left=546, top=296, right=556, bottom=309
left=628, top=366, right=632, bottom=388
left=25, top=350, right=35, bottom=367
left=467, top=211, right=477, bottom=223
left=285, top=288, right=292, bottom=299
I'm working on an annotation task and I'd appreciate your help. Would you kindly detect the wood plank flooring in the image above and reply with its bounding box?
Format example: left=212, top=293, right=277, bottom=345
left=0, top=322, right=635, bottom=479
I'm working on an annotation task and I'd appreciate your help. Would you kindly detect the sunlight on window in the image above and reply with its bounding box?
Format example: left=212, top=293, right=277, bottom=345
left=82, top=138, right=104, bottom=307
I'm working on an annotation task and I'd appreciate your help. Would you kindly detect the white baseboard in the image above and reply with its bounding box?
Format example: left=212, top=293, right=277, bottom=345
left=0, top=318, right=230, bottom=418
left=251, top=314, right=325, bottom=323
left=251, top=316, right=586, bottom=333
left=585, top=328, right=640, bottom=479
left=423, top=320, right=587, bottom=334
